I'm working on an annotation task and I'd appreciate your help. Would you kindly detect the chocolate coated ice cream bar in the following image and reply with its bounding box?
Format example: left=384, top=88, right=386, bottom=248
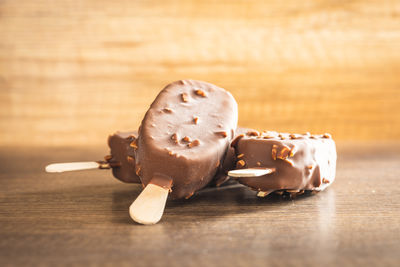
left=231, top=131, right=336, bottom=197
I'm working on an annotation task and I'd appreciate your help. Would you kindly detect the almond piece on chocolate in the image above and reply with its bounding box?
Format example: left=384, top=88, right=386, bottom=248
left=188, top=139, right=200, bottom=148
left=236, top=159, right=246, bottom=168
left=195, top=89, right=206, bottom=97
left=130, top=140, right=138, bottom=149
left=215, top=131, right=228, bottom=138
left=182, top=136, right=191, bottom=142
left=277, top=146, right=290, bottom=160
left=127, top=156, right=135, bottom=164
left=237, top=153, right=244, bottom=159
left=181, top=93, right=189, bottom=102
left=271, top=145, right=278, bottom=160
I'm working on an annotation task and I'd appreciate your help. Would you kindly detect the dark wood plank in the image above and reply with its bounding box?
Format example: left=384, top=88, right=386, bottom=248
left=0, top=144, right=399, bottom=266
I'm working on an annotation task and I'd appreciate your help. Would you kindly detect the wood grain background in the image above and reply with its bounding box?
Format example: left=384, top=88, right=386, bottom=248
left=1, top=0, right=400, bottom=146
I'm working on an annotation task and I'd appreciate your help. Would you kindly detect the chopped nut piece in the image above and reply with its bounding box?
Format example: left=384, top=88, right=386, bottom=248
left=306, top=165, right=313, bottom=169
left=261, top=131, right=275, bottom=139
left=195, top=89, right=206, bottom=97
left=163, top=108, right=173, bottom=113
left=246, top=131, right=259, bottom=137
left=256, top=161, right=261, bottom=166
left=323, top=133, right=332, bottom=139
left=310, top=135, right=317, bottom=139
left=277, top=146, right=291, bottom=160
left=181, top=93, right=189, bottom=102
left=261, top=131, right=277, bottom=139
left=130, top=140, right=138, bottom=149
left=127, top=156, right=135, bottom=163
left=193, top=116, right=199, bottom=124
left=171, top=133, right=179, bottom=144
left=237, top=153, right=244, bottom=159
left=236, top=160, right=246, bottom=168
left=188, top=139, right=200, bottom=148
left=168, top=151, right=174, bottom=156
left=322, top=178, right=330, bottom=184
left=104, top=155, right=112, bottom=161
left=290, top=134, right=299, bottom=139
left=182, top=136, right=191, bottom=142
left=215, top=131, right=228, bottom=138
left=271, top=145, right=278, bottom=160
left=262, top=135, right=273, bottom=139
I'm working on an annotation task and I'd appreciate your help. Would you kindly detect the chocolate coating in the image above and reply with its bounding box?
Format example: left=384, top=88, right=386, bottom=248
left=233, top=131, right=336, bottom=193
left=136, top=80, right=238, bottom=199
left=107, top=131, right=140, bottom=183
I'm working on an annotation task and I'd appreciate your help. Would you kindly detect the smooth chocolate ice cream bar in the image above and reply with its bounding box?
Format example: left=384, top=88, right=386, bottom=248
left=232, top=131, right=336, bottom=197
left=135, top=80, right=238, bottom=199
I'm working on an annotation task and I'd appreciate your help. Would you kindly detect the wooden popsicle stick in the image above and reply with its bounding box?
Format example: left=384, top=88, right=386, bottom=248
left=45, top=161, right=108, bottom=173
left=228, top=167, right=276, bottom=178
left=129, top=183, right=169, bottom=225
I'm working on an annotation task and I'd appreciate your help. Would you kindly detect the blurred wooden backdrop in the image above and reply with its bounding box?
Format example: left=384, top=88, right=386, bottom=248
left=1, top=0, right=399, bottom=146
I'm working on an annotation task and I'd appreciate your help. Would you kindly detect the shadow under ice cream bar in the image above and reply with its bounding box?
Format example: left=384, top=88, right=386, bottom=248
left=130, top=80, right=238, bottom=224
left=229, top=131, right=336, bottom=198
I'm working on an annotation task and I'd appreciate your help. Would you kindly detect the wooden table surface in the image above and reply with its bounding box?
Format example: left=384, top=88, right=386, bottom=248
left=0, top=143, right=399, bottom=266
left=1, top=0, right=400, bottom=146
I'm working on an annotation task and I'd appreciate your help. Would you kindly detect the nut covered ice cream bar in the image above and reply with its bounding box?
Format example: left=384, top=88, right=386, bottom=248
left=231, top=131, right=337, bottom=197
left=135, top=80, right=238, bottom=199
